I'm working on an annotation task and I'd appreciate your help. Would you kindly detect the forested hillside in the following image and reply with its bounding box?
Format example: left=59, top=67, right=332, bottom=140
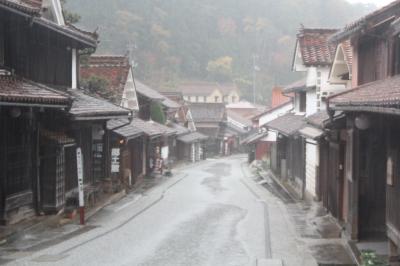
left=66, top=0, right=373, bottom=103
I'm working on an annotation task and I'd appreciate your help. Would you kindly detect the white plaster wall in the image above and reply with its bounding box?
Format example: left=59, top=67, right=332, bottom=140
left=206, top=90, right=223, bottom=103
left=305, top=141, right=318, bottom=198
left=306, top=90, right=317, bottom=117
left=121, top=69, right=139, bottom=110
left=259, top=102, right=293, bottom=127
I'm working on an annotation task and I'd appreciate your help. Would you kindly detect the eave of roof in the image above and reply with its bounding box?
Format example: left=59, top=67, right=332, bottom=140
left=0, top=75, right=72, bottom=107
left=0, top=1, right=97, bottom=48
left=177, top=131, right=208, bottom=143
left=68, top=89, right=131, bottom=120
left=252, top=101, right=293, bottom=121
left=329, top=75, right=400, bottom=113
left=330, top=0, right=400, bottom=43
left=266, top=113, right=306, bottom=136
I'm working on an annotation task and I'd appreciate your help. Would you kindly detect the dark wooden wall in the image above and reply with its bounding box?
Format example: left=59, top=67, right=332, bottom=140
left=357, top=37, right=388, bottom=86
left=386, top=117, right=400, bottom=245
left=357, top=120, right=387, bottom=239
left=1, top=11, right=72, bottom=87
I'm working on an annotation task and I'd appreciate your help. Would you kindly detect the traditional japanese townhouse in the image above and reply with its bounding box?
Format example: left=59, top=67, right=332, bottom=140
left=170, top=123, right=208, bottom=163
left=0, top=78, right=72, bottom=224
left=66, top=91, right=131, bottom=198
left=80, top=55, right=147, bottom=187
left=226, top=110, right=252, bottom=153
left=244, top=100, right=293, bottom=163
left=266, top=112, right=307, bottom=197
left=290, top=27, right=349, bottom=200
left=327, top=1, right=400, bottom=261
left=106, top=119, right=144, bottom=188
left=0, top=0, right=132, bottom=223
left=189, top=103, right=228, bottom=156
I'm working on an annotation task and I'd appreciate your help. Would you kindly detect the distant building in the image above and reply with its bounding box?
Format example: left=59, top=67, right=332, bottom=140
left=176, top=81, right=240, bottom=104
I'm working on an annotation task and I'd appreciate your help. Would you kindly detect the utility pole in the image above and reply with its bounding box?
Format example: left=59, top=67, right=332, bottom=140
left=252, top=54, right=260, bottom=104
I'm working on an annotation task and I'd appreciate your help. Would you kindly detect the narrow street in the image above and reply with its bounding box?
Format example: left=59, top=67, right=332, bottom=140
left=2, top=156, right=316, bottom=266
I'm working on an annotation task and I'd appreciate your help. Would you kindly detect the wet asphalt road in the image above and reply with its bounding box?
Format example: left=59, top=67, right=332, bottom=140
left=5, top=155, right=316, bottom=266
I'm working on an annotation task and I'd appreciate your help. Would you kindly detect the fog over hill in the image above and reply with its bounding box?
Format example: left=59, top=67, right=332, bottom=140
left=66, top=0, right=373, bottom=103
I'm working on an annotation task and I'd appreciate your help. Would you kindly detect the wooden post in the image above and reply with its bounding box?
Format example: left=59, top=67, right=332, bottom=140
left=76, top=147, right=85, bottom=225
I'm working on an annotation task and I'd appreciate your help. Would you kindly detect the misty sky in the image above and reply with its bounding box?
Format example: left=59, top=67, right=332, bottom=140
left=347, top=0, right=393, bottom=6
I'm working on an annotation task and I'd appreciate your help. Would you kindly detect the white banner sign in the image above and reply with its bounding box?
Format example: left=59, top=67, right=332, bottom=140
left=76, top=147, right=84, bottom=207
left=111, top=148, right=120, bottom=173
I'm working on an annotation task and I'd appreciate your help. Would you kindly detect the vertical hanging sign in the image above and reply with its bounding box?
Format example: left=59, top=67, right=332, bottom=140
left=76, top=147, right=85, bottom=225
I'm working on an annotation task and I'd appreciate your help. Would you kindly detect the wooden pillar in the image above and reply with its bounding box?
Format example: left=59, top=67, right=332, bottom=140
left=346, top=116, right=359, bottom=240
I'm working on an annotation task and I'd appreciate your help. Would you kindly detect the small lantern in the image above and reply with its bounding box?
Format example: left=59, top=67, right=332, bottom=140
left=355, top=114, right=370, bottom=130
left=9, top=107, right=21, bottom=118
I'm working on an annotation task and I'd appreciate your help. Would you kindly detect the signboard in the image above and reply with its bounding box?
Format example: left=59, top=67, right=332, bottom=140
left=111, top=148, right=120, bottom=173
left=76, top=147, right=84, bottom=207
left=161, top=146, right=169, bottom=160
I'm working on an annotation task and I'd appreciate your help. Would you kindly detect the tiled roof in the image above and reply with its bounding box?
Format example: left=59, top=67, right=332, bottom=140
left=330, top=0, right=400, bottom=43
left=135, top=80, right=164, bottom=101
left=227, top=109, right=252, bottom=127
left=107, top=119, right=143, bottom=139
left=169, top=123, right=190, bottom=136
left=189, top=103, right=227, bottom=123
left=241, top=131, right=268, bottom=145
left=252, top=101, right=293, bottom=121
left=305, top=111, right=330, bottom=128
left=298, top=126, right=324, bottom=140
left=132, top=118, right=176, bottom=137
left=226, top=122, right=247, bottom=135
left=135, top=80, right=181, bottom=109
left=266, top=113, right=306, bottom=136
left=0, top=0, right=42, bottom=14
left=68, top=89, right=131, bottom=120
left=80, top=55, right=131, bottom=104
left=0, top=75, right=71, bottom=106
left=297, top=28, right=338, bottom=66
left=329, top=75, right=400, bottom=113
left=177, top=131, right=208, bottom=143
left=283, top=79, right=312, bottom=93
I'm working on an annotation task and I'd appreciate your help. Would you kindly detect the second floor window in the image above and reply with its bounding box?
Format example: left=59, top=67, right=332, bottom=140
left=215, top=96, right=219, bottom=102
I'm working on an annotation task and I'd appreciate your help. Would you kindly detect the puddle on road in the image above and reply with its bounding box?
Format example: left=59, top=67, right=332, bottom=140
left=137, top=203, right=249, bottom=266
left=201, top=163, right=232, bottom=194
